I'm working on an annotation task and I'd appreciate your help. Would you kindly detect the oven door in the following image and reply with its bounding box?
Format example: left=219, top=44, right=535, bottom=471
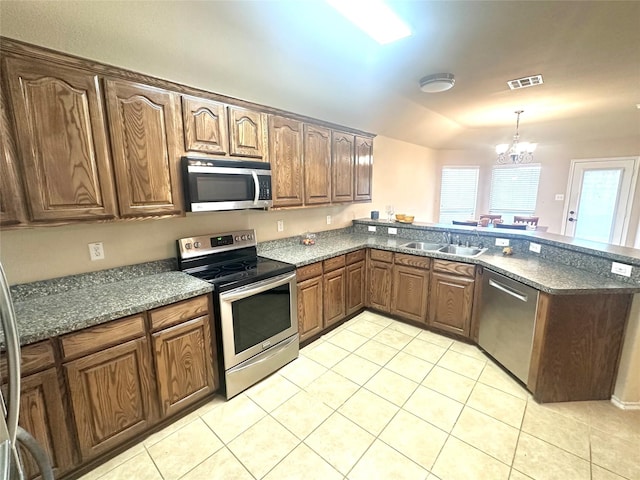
left=218, top=271, right=297, bottom=369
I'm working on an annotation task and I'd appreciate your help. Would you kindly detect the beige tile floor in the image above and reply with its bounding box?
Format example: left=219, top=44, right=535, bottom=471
left=80, top=312, right=640, bottom=480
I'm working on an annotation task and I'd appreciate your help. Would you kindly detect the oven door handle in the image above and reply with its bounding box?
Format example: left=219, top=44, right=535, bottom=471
left=251, top=171, right=260, bottom=205
left=219, top=271, right=296, bottom=302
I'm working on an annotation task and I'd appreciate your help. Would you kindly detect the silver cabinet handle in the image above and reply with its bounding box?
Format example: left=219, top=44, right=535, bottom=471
left=488, top=278, right=528, bottom=302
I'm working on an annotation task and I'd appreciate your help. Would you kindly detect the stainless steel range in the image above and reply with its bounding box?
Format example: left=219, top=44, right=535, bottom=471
left=177, top=230, right=298, bottom=399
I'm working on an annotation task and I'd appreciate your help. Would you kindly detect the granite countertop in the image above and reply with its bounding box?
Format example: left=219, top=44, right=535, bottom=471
left=8, top=271, right=213, bottom=346
left=258, top=232, right=640, bottom=295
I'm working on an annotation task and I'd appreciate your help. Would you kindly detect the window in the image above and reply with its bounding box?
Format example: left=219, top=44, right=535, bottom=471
left=489, top=164, right=541, bottom=222
left=439, top=167, right=479, bottom=224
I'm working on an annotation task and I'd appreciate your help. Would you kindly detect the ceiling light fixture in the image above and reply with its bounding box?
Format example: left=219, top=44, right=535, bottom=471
left=496, top=110, right=537, bottom=164
left=326, top=0, right=411, bottom=45
left=419, top=73, right=455, bottom=93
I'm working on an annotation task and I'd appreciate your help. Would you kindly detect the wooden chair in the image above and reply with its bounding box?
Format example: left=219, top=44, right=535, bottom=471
left=495, top=223, right=527, bottom=230
left=479, top=214, right=502, bottom=221
left=452, top=220, right=478, bottom=226
left=513, top=215, right=539, bottom=226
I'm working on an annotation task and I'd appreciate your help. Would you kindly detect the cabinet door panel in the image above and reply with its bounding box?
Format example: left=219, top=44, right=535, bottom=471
left=354, top=136, right=373, bottom=202
left=297, top=276, right=324, bottom=342
left=368, top=259, right=392, bottom=312
left=228, top=106, right=266, bottom=159
left=429, top=272, right=474, bottom=336
left=65, top=337, right=154, bottom=460
left=153, top=316, right=215, bottom=417
left=346, top=260, right=366, bottom=316
left=392, top=265, right=429, bottom=323
left=182, top=95, right=228, bottom=155
left=269, top=115, right=303, bottom=207
left=331, top=131, right=354, bottom=202
left=105, top=79, right=183, bottom=217
left=13, top=369, right=76, bottom=480
left=324, top=267, right=346, bottom=327
left=4, top=56, right=117, bottom=221
left=303, top=124, right=331, bottom=205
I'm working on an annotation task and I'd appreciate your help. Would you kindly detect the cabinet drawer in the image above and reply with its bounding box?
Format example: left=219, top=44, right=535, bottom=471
left=346, top=249, right=366, bottom=265
left=60, top=314, right=146, bottom=360
left=323, top=255, right=346, bottom=272
left=370, top=249, right=393, bottom=263
left=297, top=262, right=323, bottom=282
left=433, top=259, right=475, bottom=277
left=394, top=253, right=431, bottom=269
left=149, top=295, right=210, bottom=331
left=1, top=340, right=55, bottom=379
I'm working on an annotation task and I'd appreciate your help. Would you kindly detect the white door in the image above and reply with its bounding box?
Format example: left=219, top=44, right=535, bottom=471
left=562, top=157, right=638, bottom=245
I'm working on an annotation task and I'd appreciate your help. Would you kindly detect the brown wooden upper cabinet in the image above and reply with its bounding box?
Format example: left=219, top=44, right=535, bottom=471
left=182, top=95, right=229, bottom=155
left=303, top=124, right=331, bottom=205
left=355, top=136, right=373, bottom=201
left=2, top=55, right=118, bottom=222
left=269, top=115, right=304, bottom=207
left=331, top=131, right=355, bottom=202
left=0, top=88, right=26, bottom=226
left=104, top=79, right=184, bottom=218
left=228, top=105, right=267, bottom=160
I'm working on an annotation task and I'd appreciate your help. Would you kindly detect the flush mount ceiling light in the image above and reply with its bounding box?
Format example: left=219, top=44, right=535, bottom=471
left=419, top=73, right=455, bottom=93
left=496, top=110, right=537, bottom=164
left=326, top=0, right=411, bottom=45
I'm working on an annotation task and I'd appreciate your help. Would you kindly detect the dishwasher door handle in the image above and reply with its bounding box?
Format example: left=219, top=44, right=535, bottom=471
left=488, top=278, right=529, bottom=302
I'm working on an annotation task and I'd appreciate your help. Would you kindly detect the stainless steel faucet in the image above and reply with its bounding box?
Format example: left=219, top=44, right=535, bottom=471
left=443, top=231, right=452, bottom=244
left=473, top=228, right=484, bottom=248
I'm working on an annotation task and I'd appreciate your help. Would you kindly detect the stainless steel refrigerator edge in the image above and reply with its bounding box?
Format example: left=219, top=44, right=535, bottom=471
left=0, top=262, right=54, bottom=480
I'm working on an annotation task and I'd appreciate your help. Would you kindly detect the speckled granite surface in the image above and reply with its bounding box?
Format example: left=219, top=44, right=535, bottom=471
left=7, top=271, right=212, bottom=346
left=258, top=232, right=640, bottom=295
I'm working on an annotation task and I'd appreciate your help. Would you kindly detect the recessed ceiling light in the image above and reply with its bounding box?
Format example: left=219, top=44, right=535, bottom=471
left=419, top=73, right=456, bottom=93
left=326, top=0, right=411, bottom=45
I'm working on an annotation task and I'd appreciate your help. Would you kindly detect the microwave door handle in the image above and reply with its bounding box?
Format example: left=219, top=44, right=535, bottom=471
left=251, top=171, right=259, bottom=205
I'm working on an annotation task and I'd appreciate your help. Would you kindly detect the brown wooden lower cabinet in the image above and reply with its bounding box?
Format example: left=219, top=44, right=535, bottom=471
left=324, top=267, right=346, bottom=327
left=428, top=271, right=474, bottom=336
left=152, top=316, right=216, bottom=418
left=14, top=368, right=75, bottom=479
left=346, top=260, right=366, bottom=315
left=391, top=265, right=429, bottom=323
left=297, top=274, right=324, bottom=342
left=368, top=259, right=393, bottom=312
left=64, top=336, right=155, bottom=460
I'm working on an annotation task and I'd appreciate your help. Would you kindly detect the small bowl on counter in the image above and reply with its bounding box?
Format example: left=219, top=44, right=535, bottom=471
left=395, top=214, right=414, bottom=224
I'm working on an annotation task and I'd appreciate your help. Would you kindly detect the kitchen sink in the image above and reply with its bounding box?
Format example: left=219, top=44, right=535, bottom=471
left=438, top=245, right=487, bottom=257
left=400, top=241, right=443, bottom=251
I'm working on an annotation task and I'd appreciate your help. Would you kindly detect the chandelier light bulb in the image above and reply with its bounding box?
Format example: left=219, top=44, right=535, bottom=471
left=496, top=111, right=536, bottom=164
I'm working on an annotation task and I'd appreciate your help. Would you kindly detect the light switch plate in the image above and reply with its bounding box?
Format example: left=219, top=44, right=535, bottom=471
left=495, top=238, right=509, bottom=246
left=277, top=220, right=284, bottom=232
left=368, top=225, right=377, bottom=232
left=388, top=227, right=398, bottom=235
left=529, top=242, right=541, bottom=253
left=611, top=262, right=632, bottom=277
left=326, top=215, right=332, bottom=225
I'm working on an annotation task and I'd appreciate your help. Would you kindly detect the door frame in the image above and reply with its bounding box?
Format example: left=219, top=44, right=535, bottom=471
left=561, top=156, right=639, bottom=244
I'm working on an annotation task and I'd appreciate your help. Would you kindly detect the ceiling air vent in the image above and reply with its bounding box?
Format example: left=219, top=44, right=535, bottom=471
left=507, top=75, right=544, bottom=90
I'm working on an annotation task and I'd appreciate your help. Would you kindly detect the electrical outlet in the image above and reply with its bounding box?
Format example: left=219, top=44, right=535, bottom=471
left=495, top=238, right=510, bottom=246
left=529, top=242, right=541, bottom=253
left=368, top=225, right=377, bottom=232
left=388, top=227, right=398, bottom=235
left=326, top=215, right=332, bottom=225
left=555, top=194, right=565, bottom=201
left=611, top=262, right=632, bottom=277
left=277, top=220, right=284, bottom=232
left=88, top=242, right=105, bottom=261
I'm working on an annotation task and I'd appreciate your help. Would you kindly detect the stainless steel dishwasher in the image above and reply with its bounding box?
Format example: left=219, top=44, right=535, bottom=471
left=478, top=269, right=539, bottom=384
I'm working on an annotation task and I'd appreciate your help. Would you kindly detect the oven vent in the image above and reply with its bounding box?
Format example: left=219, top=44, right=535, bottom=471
left=507, top=75, right=544, bottom=90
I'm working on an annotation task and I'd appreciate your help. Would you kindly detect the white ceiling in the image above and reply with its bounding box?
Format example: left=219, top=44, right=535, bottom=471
left=1, top=1, right=639, bottom=150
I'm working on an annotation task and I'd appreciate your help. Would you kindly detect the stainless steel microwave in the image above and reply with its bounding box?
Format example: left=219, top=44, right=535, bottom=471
left=181, top=157, right=272, bottom=212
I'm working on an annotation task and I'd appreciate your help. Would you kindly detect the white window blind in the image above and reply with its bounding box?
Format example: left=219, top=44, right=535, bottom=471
left=439, top=167, right=479, bottom=224
left=489, top=164, right=541, bottom=222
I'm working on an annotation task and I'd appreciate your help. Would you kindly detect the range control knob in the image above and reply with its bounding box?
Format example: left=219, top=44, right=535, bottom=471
left=241, top=235, right=247, bottom=240
left=194, top=242, right=201, bottom=248
left=185, top=243, right=192, bottom=249
left=247, top=234, right=253, bottom=240
left=235, top=236, right=240, bottom=241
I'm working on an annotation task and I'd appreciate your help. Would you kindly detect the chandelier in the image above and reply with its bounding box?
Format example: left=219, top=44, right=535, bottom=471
left=496, top=110, right=537, bottom=164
